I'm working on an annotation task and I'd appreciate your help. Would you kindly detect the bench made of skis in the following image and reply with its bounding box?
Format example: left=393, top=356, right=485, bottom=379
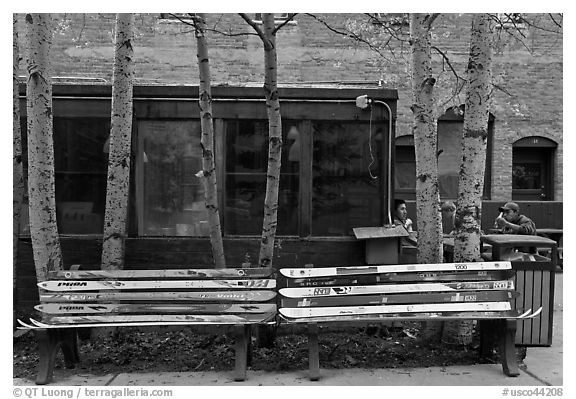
left=277, top=261, right=542, bottom=381
left=17, top=266, right=277, bottom=384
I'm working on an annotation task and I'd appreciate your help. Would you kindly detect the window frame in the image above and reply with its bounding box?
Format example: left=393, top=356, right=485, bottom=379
left=252, top=13, right=297, bottom=25
left=495, top=13, right=526, bottom=30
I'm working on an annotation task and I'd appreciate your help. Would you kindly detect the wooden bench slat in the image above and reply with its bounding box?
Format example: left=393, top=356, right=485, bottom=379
left=38, top=279, right=276, bottom=292
left=279, top=280, right=514, bottom=298
left=36, top=303, right=277, bottom=315
left=280, top=261, right=511, bottom=278
left=279, top=301, right=512, bottom=319
left=280, top=290, right=518, bottom=308
left=40, top=290, right=277, bottom=303
left=48, top=268, right=274, bottom=280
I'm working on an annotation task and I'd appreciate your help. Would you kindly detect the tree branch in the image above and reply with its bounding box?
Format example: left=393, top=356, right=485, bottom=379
left=306, top=13, right=386, bottom=58
left=238, top=13, right=267, bottom=41
left=272, top=13, right=298, bottom=35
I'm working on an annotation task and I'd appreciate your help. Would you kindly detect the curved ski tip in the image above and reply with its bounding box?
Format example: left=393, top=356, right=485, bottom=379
left=29, top=318, right=48, bottom=327
left=518, top=309, right=532, bottom=319
left=528, top=307, right=543, bottom=319
left=16, top=319, right=35, bottom=329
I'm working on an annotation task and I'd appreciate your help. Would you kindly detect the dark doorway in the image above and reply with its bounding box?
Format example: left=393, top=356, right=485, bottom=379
left=512, top=137, right=557, bottom=201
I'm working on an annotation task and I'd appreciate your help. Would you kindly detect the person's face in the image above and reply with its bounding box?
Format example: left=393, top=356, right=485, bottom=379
left=503, top=209, right=518, bottom=222
left=395, top=204, right=408, bottom=221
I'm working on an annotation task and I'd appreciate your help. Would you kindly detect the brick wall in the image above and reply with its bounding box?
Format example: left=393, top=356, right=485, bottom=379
left=14, top=13, right=563, bottom=200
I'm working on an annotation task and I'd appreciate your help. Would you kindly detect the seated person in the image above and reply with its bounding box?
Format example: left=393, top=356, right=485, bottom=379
left=492, top=202, right=537, bottom=258
left=494, top=202, right=536, bottom=235
left=393, top=199, right=413, bottom=232
left=393, top=199, right=416, bottom=246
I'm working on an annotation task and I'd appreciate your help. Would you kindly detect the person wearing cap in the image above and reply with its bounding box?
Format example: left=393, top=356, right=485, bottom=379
left=494, top=202, right=536, bottom=235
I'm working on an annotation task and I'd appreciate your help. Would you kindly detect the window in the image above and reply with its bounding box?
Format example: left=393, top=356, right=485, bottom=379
left=371, top=13, right=409, bottom=26
left=496, top=13, right=525, bottom=30
left=393, top=106, right=493, bottom=200
left=253, top=13, right=296, bottom=25
left=137, top=120, right=208, bottom=236
left=312, top=122, right=384, bottom=236
left=394, top=135, right=416, bottom=199
left=224, top=120, right=299, bottom=236
left=159, top=13, right=197, bottom=21
left=19, top=118, right=109, bottom=235
left=437, top=122, right=463, bottom=198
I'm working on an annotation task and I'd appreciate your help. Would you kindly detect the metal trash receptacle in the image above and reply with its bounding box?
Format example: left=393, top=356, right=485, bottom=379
left=481, top=234, right=557, bottom=346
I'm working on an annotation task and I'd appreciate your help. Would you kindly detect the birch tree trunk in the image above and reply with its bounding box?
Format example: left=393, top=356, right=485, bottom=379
left=444, top=13, right=493, bottom=346
left=14, top=15, right=24, bottom=273
left=14, top=14, right=25, bottom=318
left=238, top=13, right=283, bottom=347
left=258, top=13, right=283, bottom=269
left=194, top=13, right=226, bottom=269
left=101, top=13, right=134, bottom=270
left=409, top=14, right=443, bottom=265
left=25, top=13, right=63, bottom=282
left=409, top=13, right=444, bottom=342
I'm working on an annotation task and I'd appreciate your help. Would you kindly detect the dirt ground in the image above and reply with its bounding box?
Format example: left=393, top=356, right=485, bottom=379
left=13, top=323, right=495, bottom=380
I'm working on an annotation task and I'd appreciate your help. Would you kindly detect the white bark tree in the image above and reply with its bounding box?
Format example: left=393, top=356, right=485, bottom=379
left=194, top=13, right=226, bottom=269
left=14, top=15, right=24, bottom=269
left=409, top=13, right=445, bottom=342
left=14, top=14, right=25, bottom=312
left=454, top=13, right=493, bottom=262
left=101, top=13, right=135, bottom=270
left=25, top=13, right=63, bottom=281
left=239, top=13, right=284, bottom=269
left=444, top=13, right=493, bottom=346
left=409, top=13, right=443, bottom=265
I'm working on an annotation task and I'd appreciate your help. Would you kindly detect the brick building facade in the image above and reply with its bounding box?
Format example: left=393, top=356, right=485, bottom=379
left=15, top=13, right=563, bottom=201
left=15, top=14, right=563, bottom=201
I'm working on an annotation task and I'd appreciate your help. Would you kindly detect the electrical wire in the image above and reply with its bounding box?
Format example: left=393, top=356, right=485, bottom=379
left=367, top=103, right=378, bottom=179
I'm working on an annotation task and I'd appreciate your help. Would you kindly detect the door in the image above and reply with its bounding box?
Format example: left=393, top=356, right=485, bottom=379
left=512, top=145, right=554, bottom=201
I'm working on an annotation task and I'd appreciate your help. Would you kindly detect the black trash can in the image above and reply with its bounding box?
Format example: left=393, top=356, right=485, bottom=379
left=481, top=234, right=557, bottom=347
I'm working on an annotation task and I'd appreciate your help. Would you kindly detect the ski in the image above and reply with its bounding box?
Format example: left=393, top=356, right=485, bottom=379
left=38, top=279, right=276, bottom=292
left=39, top=290, right=276, bottom=303
left=279, top=280, right=514, bottom=298
left=279, top=301, right=512, bottom=319
left=280, top=261, right=511, bottom=278
left=278, top=310, right=526, bottom=323
left=280, top=290, right=518, bottom=308
left=33, top=313, right=276, bottom=328
left=283, top=270, right=515, bottom=287
left=36, top=303, right=277, bottom=315
left=48, top=267, right=273, bottom=280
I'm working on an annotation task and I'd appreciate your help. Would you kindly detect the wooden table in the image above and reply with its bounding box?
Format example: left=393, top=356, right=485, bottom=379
left=536, top=228, right=563, bottom=243
left=536, top=228, right=563, bottom=267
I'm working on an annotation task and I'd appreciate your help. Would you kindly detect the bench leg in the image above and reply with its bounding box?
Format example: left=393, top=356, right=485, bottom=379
left=308, top=323, right=320, bottom=381
left=35, top=328, right=80, bottom=385
left=234, top=325, right=250, bottom=381
left=499, top=320, right=520, bottom=377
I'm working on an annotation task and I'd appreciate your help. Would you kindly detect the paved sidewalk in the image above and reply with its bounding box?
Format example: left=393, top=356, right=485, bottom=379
left=10, top=364, right=557, bottom=387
